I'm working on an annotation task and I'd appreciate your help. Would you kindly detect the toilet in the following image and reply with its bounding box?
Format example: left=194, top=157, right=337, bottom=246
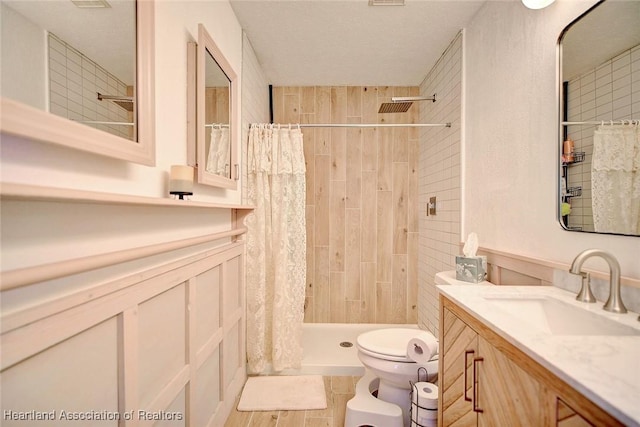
left=354, top=328, right=438, bottom=426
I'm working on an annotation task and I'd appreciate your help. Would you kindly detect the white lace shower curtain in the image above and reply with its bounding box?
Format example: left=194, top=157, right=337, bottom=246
left=206, top=125, right=230, bottom=176
left=245, top=124, right=307, bottom=373
left=592, top=123, right=640, bottom=234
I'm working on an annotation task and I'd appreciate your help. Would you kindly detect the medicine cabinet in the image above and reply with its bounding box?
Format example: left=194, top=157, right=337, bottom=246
left=557, top=0, right=640, bottom=236
left=187, top=24, right=239, bottom=190
left=0, top=0, right=155, bottom=166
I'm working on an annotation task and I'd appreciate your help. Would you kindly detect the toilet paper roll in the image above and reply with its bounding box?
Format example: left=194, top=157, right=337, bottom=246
left=411, top=382, right=439, bottom=426
left=412, top=382, right=438, bottom=411
left=407, top=331, right=439, bottom=364
left=419, top=418, right=437, bottom=427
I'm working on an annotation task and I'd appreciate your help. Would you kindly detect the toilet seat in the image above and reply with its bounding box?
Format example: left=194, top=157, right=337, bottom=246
left=356, top=328, right=437, bottom=362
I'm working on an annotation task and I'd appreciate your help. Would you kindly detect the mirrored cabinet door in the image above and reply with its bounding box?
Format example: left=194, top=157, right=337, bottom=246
left=0, top=0, right=155, bottom=166
left=187, top=24, right=238, bottom=190
left=558, top=0, right=640, bottom=237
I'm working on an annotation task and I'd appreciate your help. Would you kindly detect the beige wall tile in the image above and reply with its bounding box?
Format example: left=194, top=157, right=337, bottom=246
left=376, top=281, right=392, bottom=323
left=377, top=128, right=393, bottom=191
left=376, top=190, right=392, bottom=283
left=329, top=180, right=345, bottom=272
left=331, top=129, right=346, bottom=181
left=345, top=127, right=362, bottom=209
left=314, top=155, right=330, bottom=247
left=314, top=246, right=331, bottom=323
left=393, top=162, right=409, bottom=255
left=330, top=272, right=346, bottom=322
left=392, top=254, right=408, bottom=323
left=301, top=86, right=316, bottom=114
left=344, top=209, right=361, bottom=301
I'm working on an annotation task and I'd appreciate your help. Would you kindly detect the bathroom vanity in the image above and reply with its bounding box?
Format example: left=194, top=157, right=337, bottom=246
left=438, top=285, right=640, bottom=427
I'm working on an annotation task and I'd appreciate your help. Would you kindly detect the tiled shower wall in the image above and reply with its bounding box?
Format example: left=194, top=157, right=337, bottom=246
left=48, top=33, right=132, bottom=139
left=564, top=44, right=640, bottom=232
left=272, top=86, right=420, bottom=324
left=418, top=31, right=463, bottom=336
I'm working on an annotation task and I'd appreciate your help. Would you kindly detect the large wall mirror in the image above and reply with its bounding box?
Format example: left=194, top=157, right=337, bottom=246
left=0, top=0, right=155, bottom=166
left=187, top=24, right=238, bottom=190
left=558, top=0, right=640, bottom=236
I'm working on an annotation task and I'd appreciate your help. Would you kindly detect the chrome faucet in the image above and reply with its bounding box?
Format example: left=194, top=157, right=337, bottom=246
left=569, top=249, right=627, bottom=314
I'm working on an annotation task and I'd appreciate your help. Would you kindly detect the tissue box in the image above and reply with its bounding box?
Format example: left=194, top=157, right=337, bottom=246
left=455, top=256, right=487, bottom=283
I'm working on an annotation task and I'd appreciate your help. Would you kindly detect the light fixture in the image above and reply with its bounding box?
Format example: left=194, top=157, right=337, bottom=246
left=71, top=0, right=111, bottom=9
left=522, top=0, right=555, bottom=9
left=169, top=165, right=194, bottom=200
left=368, top=0, right=405, bottom=6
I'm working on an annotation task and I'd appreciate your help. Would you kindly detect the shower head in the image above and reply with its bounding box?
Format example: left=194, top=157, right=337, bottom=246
left=378, top=94, right=437, bottom=113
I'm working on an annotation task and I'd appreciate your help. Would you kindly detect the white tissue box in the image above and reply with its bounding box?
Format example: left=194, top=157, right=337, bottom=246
left=455, top=256, right=487, bottom=283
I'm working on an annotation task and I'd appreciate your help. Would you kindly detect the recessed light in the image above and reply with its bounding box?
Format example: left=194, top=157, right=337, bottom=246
left=369, top=0, right=405, bottom=6
left=521, top=0, right=555, bottom=9
left=71, top=0, right=111, bottom=9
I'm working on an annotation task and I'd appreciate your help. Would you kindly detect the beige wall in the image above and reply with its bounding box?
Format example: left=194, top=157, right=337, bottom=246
left=272, top=86, right=420, bottom=324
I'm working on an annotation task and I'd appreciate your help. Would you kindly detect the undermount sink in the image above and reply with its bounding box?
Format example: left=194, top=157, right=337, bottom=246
left=483, top=296, right=640, bottom=336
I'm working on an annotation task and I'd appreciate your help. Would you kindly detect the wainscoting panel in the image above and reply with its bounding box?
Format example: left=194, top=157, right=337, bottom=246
left=0, top=241, right=246, bottom=427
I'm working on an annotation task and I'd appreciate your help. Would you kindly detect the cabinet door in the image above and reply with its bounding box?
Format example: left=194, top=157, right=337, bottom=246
left=441, top=307, right=478, bottom=427
left=476, top=336, right=543, bottom=427
left=557, top=399, right=592, bottom=427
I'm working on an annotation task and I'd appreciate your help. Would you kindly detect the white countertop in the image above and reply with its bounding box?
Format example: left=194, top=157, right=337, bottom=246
left=437, top=283, right=640, bottom=426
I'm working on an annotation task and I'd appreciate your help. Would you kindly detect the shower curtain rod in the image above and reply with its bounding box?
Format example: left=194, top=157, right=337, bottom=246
left=562, top=120, right=639, bottom=126
left=255, top=123, right=451, bottom=128
left=205, top=124, right=230, bottom=128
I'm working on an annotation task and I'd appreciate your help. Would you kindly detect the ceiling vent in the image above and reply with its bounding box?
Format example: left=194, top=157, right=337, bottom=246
left=368, top=0, right=405, bottom=5
left=71, top=0, right=111, bottom=8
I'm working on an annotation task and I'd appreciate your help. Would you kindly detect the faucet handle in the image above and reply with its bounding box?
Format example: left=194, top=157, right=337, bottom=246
left=575, top=272, right=597, bottom=303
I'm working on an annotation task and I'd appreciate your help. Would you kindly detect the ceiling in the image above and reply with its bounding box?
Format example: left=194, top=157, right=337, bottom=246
left=229, top=0, right=487, bottom=86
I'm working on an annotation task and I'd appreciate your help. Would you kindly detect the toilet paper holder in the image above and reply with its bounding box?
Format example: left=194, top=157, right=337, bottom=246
left=409, top=367, right=438, bottom=427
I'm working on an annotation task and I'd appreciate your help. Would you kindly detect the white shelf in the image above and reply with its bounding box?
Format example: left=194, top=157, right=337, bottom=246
left=0, top=183, right=254, bottom=211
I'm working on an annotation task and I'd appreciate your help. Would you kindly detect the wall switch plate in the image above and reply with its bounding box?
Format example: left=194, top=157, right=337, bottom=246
left=429, top=196, right=437, bottom=215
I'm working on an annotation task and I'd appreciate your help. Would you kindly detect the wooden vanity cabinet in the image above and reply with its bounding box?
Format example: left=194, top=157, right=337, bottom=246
left=439, top=295, right=624, bottom=427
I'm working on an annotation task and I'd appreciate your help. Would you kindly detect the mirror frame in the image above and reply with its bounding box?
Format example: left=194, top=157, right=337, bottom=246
left=557, top=0, right=639, bottom=237
left=188, top=23, right=238, bottom=190
left=0, top=0, right=155, bottom=166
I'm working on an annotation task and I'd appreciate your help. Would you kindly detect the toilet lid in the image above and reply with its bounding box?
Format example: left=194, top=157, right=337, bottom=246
left=357, top=328, right=434, bottom=361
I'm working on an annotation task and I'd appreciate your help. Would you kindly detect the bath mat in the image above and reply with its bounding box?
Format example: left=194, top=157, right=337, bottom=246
left=237, top=375, right=326, bottom=411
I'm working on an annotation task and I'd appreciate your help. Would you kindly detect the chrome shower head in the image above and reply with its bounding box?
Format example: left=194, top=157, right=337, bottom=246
left=377, top=94, right=437, bottom=114
left=378, top=102, right=413, bottom=113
